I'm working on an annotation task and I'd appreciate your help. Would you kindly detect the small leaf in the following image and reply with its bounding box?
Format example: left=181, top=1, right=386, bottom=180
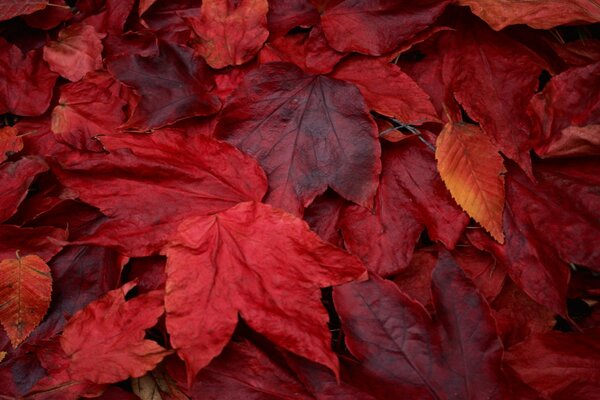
left=436, top=122, right=506, bottom=243
left=0, top=253, right=52, bottom=347
left=0, top=126, right=23, bottom=163
left=0, top=351, right=5, bottom=362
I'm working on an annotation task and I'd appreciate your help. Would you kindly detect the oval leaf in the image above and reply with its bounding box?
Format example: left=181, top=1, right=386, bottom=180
left=436, top=122, right=506, bottom=243
left=0, top=254, right=52, bottom=347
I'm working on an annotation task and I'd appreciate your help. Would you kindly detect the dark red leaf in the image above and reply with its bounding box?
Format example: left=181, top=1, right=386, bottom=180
left=334, top=252, right=507, bottom=399
left=215, top=62, right=381, bottom=215
left=107, top=41, right=221, bottom=131
left=0, top=39, right=58, bottom=116
left=0, top=157, right=47, bottom=223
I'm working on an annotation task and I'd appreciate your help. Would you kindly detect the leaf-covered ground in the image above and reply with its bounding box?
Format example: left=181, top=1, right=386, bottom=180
left=0, top=1, right=599, bottom=399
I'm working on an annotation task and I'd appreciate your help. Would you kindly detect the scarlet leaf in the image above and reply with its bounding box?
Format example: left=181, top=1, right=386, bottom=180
left=436, top=122, right=506, bottom=242
left=188, top=0, right=269, bottom=69
left=163, top=201, right=366, bottom=382
left=51, top=71, right=127, bottom=151
left=331, top=56, right=439, bottom=125
left=340, top=141, right=468, bottom=276
left=0, top=39, right=58, bottom=117
left=505, top=329, right=600, bottom=399
left=59, top=282, right=169, bottom=384
left=334, top=252, right=507, bottom=399
left=107, top=41, right=221, bottom=131
left=54, top=131, right=267, bottom=256
left=215, top=62, right=381, bottom=215
left=0, top=254, right=52, bottom=347
left=439, top=15, right=545, bottom=175
left=0, top=157, right=48, bottom=223
left=0, top=0, right=48, bottom=21
left=43, top=23, right=104, bottom=82
left=321, top=0, right=451, bottom=56
left=455, top=0, right=600, bottom=30
left=0, top=127, right=23, bottom=163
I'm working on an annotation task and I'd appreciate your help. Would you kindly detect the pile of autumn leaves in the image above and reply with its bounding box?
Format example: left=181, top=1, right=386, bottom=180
left=0, top=0, right=599, bottom=399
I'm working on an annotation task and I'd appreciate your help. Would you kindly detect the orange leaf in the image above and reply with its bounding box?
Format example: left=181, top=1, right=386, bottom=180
left=0, top=351, right=5, bottom=362
left=436, top=122, right=506, bottom=243
left=0, top=253, right=52, bottom=347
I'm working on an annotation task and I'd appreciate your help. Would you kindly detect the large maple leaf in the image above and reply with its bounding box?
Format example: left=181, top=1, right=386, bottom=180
left=215, top=62, right=381, bottom=215
left=334, top=252, right=508, bottom=399
left=162, top=201, right=366, bottom=383
left=107, top=41, right=221, bottom=131
left=53, top=131, right=267, bottom=256
left=188, top=0, right=269, bottom=69
left=340, top=140, right=468, bottom=276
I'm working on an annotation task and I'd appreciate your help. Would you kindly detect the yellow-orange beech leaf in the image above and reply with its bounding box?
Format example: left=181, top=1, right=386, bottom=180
left=0, top=351, right=5, bottom=362
left=436, top=122, right=506, bottom=243
left=0, top=254, right=52, bottom=347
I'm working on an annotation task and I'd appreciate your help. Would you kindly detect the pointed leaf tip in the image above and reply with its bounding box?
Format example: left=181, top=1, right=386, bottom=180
left=436, top=122, right=506, bottom=243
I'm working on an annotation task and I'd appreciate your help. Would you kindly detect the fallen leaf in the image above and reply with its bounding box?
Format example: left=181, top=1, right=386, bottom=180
left=188, top=0, right=269, bottom=69
left=439, top=14, right=545, bottom=175
left=0, top=157, right=48, bottom=223
left=436, top=122, right=506, bottom=242
left=505, top=329, right=600, bottom=399
left=53, top=130, right=267, bottom=256
left=455, top=0, right=600, bottom=30
left=0, top=39, right=58, bottom=116
left=107, top=41, right=221, bottom=131
left=43, top=23, right=104, bottom=82
left=321, top=0, right=451, bottom=55
left=529, top=61, right=600, bottom=158
left=340, top=140, right=468, bottom=276
left=163, top=201, right=366, bottom=383
left=60, top=283, right=169, bottom=384
left=215, top=62, right=381, bottom=215
left=0, top=254, right=52, bottom=347
left=334, top=252, right=508, bottom=399
left=0, top=127, right=23, bottom=163
left=331, top=56, right=439, bottom=125
left=51, top=71, right=126, bottom=151
left=0, top=0, right=48, bottom=21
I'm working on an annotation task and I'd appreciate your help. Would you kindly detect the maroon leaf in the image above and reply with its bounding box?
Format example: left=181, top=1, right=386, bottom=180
left=334, top=252, right=508, bottom=399
left=215, top=62, right=381, bottom=215
left=107, top=41, right=221, bottom=131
